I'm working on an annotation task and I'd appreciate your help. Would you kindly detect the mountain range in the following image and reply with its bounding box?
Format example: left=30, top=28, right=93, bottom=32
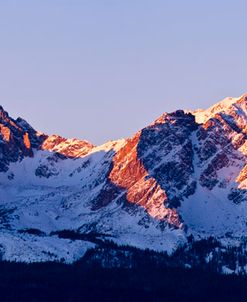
left=0, top=95, right=247, bottom=273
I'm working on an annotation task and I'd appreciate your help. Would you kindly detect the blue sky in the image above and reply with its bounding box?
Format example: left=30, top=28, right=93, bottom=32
left=0, top=0, right=247, bottom=144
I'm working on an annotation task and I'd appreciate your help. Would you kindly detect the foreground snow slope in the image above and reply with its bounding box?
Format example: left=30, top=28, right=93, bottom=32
left=0, top=94, right=247, bottom=263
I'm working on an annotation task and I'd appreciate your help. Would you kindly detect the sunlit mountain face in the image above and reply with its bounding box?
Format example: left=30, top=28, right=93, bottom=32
left=0, top=95, right=247, bottom=274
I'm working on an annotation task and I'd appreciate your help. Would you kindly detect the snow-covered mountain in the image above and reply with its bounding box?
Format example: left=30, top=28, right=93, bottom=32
left=0, top=95, right=247, bottom=270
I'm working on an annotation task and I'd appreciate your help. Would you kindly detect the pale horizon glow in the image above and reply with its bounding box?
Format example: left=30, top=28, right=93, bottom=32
left=0, top=0, right=247, bottom=144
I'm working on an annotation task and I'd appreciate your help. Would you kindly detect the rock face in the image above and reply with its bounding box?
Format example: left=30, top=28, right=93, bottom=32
left=41, top=135, right=94, bottom=158
left=0, top=94, right=247, bottom=265
left=0, top=106, right=40, bottom=172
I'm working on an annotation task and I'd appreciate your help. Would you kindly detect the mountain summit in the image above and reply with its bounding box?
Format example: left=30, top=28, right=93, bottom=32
left=0, top=96, right=247, bottom=272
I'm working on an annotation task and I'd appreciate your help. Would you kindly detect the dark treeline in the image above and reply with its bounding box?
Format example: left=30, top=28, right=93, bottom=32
left=0, top=246, right=247, bottom=302
left=2, top=230, right=247, bottom=301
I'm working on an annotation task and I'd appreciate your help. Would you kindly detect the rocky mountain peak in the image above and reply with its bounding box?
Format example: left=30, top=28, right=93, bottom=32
left=191, top=93, right=247, bottom=124
left=0, top=106, right=12, bottom=123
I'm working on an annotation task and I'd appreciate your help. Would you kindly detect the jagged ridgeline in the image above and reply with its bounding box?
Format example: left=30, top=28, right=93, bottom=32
left=0, top=94, right=247, bottom=275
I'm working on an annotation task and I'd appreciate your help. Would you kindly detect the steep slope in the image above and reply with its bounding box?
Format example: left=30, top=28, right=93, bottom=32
left=181, top=94, right=247, bottom=237
left=0, top=94, right=247, bottom=267
left=0, top=106, right=41, bottom=172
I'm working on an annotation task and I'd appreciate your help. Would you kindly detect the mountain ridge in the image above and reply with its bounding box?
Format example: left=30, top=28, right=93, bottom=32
left=0, top=95, right=247, bottom=273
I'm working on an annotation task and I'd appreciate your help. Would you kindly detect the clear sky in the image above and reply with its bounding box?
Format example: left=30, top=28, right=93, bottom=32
left=0, top=0, right=247, bottom=144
